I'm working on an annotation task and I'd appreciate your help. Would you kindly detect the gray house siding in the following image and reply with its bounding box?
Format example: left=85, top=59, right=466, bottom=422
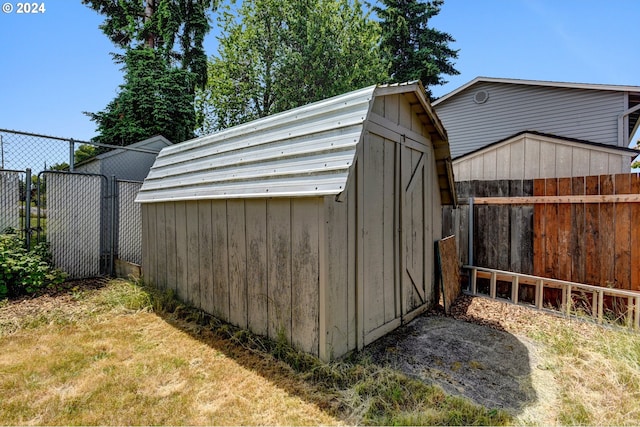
left=435, top=81, right=626, bottom=158
left=75, top=136, right=171, bottom=182
left=97, top=150, right=162, bottom=182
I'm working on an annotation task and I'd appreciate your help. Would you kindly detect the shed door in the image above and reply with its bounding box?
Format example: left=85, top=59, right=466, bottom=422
left=360, top=130, right=431, bottom=346
left=400, top=137, right=431, bottom=315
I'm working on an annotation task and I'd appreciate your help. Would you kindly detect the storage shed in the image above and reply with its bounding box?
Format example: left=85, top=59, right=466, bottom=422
left=452, top=131, right=640, bottom=181
left=74, top=135, right=172, bottom=181
left=136, top=81, right=457, bottom=361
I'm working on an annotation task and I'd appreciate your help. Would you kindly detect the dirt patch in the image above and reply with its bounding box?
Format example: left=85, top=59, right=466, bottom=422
left=0, top=278, right=110, bottom=334
left=365, top=296, right=559, bottom=424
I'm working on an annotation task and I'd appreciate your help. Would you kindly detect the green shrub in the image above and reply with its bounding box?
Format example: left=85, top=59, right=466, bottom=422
left=0, top=234, right=66, bottom=299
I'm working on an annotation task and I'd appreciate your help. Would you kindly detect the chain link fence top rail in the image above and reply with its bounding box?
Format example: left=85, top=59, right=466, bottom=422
left=0, top=128, right=165, bottom=277
left=0, top=128, right=166, bottom=178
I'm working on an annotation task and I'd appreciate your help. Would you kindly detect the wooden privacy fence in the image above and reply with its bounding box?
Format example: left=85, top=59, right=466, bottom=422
left=444, top=173, right=640, bottom=292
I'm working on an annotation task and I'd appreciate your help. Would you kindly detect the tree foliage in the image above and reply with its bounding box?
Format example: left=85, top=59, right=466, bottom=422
left=83, top=0, right=218, bottom=145
left=74, top=144, right=98, bottom=164
left=374, top=0, right=459, bottom=98
left=198, top=0, right=387, bottom=132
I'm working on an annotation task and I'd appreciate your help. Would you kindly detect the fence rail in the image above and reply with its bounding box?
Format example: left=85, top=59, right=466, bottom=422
left=465, top=265, right=640, bottom=329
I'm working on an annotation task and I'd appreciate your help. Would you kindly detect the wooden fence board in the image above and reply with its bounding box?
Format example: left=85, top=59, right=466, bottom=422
left=571, top=177, right=586, bottom=284
left=509, top=180, right=524, bottom=272
left=585, top=176, right=601, bottom=285
left=614, top=174, right=631, bottom=290
left=632, top=175, right=640, bottom=291
left=496, top=180, right=510, bottom=270
left=457, top=181, right=470, bottom=265
left=600, top=175, right=615, bottom=286
left=521, top=180, right=534, bottom=275
left=533, top=179, right=546, bottom=277
left=557, top=178, right=572, bottom=281
left=544, top=179, right=558, bottom=278
left=474, top=181, right=489, bottom=268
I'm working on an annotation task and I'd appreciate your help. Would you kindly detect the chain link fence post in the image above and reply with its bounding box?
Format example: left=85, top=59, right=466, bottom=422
left=24, top=168, right=31, bottom=250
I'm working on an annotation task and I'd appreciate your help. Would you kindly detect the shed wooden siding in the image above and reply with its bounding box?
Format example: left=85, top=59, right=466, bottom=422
left=142, top=197, right=323, bottom=355
left=454, top=133, right=634, bottom=181
left=435, top=81, right=626, bottom=158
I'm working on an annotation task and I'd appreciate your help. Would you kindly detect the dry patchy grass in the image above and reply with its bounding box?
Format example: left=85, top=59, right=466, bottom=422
left=0, top=280, right=339, bottom=425
left=453, top=295, right=640, bottom=426
left=6, top=279, right=636, bottom=426
left=0, top=280, right=509, bottom=426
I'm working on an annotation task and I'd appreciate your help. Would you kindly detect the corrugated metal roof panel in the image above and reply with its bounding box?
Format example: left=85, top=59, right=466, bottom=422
left=136, top=82, right=457, bottom=206
left=138, top=172, right=350, bottom=203
left=136, top=85, right=375, bottom=203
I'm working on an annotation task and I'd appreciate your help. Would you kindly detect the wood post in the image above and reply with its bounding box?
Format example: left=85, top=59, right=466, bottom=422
left=489, top=272, right=497, bottom=299
left=511, top=275, right=519, bottom=304
left=536, top=279, right=544, bottom=310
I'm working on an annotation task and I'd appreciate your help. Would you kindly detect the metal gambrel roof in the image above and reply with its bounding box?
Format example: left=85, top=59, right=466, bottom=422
left=135, top=82, right=456, bottom=205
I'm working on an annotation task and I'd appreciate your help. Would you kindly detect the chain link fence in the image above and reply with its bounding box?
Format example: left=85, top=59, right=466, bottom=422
left=0, top=128, right=167, bottom=278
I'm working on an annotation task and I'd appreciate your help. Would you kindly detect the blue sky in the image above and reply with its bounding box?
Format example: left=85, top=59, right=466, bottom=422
left=1, top=0, right=639, bottom=143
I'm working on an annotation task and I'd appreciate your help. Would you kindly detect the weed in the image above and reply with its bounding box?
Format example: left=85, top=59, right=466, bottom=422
left=0, top=233, right=66, bottom=298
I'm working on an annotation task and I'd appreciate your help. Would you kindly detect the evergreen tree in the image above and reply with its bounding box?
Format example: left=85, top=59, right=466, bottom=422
left=83, top=0, right=217, bottom=144
left=198, top=0, right=387, bottom=132
left=374, top=0, right=459, bottom=99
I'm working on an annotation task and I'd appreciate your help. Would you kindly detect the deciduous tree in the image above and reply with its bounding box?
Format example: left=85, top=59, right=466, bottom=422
left=198, top=0, right=386, bottom=132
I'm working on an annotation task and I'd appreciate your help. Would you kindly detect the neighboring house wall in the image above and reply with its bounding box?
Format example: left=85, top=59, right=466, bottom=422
left=435, top=81, right=629, bottom=158
left=75, top=136, right=172, bottom=182
left=98, top=150, right=163, bottom=182
left=454, top=132, right=635, bottom=181
left=75, top=161, right=101, bottom=175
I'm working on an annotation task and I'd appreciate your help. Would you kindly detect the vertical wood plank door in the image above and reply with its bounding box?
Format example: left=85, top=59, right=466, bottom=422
left=360, top=129, right=432, bottom=346
left=401, top=138, right=429, bottom=315
left=361, top=133, right=392, bottom=338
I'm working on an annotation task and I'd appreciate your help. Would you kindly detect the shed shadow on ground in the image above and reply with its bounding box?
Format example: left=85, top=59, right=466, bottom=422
left=155, top=310, right=348, bottom=421
left=364, top=303, right=538, bottom=414
left=151, top=286, right=538, bottom=422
